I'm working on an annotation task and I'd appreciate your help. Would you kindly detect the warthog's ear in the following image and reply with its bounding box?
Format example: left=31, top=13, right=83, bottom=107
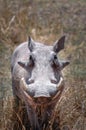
left=53, top=36, right=65, bottom=53
left=60, top=60, right=70, bottom=69
left=28, top=36, right=35, bottom=52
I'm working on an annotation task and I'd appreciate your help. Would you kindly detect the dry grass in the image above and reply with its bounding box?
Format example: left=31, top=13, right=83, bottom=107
left=0, top=0, right=86, bottom=130
left=1, top=98, right=60, bottom=130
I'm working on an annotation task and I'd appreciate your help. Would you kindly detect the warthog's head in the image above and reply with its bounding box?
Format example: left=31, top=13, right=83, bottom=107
left=18, top=36, right=69, bottom=104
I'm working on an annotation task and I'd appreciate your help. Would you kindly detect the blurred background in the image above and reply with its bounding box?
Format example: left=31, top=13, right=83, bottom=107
left=0, top=0, right=86, bottom=130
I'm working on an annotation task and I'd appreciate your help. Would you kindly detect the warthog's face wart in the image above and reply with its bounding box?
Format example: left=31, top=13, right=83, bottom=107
left=18, top=36, right=69, bottom=103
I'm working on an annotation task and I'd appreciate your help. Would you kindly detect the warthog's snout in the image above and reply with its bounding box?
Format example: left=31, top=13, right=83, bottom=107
left=20, top=77, right=64, bottom=104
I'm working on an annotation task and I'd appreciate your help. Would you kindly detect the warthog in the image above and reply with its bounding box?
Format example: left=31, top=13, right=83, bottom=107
left=11, top=36, right=70, bottom=130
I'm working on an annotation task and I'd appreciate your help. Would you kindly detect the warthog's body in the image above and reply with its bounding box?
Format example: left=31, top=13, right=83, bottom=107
left=11, top=36, right=69, bottom=130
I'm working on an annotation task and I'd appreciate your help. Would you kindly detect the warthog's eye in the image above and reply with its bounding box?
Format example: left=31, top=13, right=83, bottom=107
left=29, top=55, right=33, bottom=61
left=51, top=54, right=60, bottom=69
left=28, top=54, right=35, bottom=67
left=53, top=54, right=58, bottom=60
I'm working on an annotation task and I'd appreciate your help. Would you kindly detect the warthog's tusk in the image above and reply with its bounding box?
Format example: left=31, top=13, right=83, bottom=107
left=20, top=78, right=35, bottom=106
left=20, top=78, right=28, bottom=91
left=56, top=77, right=64, bottom=90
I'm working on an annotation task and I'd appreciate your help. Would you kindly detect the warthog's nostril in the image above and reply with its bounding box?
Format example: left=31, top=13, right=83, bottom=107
left=27, top=79, right=34, bottom=84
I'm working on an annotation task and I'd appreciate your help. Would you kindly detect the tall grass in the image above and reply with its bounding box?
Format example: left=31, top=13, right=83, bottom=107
left=0, top=0, right=86, bottom=130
